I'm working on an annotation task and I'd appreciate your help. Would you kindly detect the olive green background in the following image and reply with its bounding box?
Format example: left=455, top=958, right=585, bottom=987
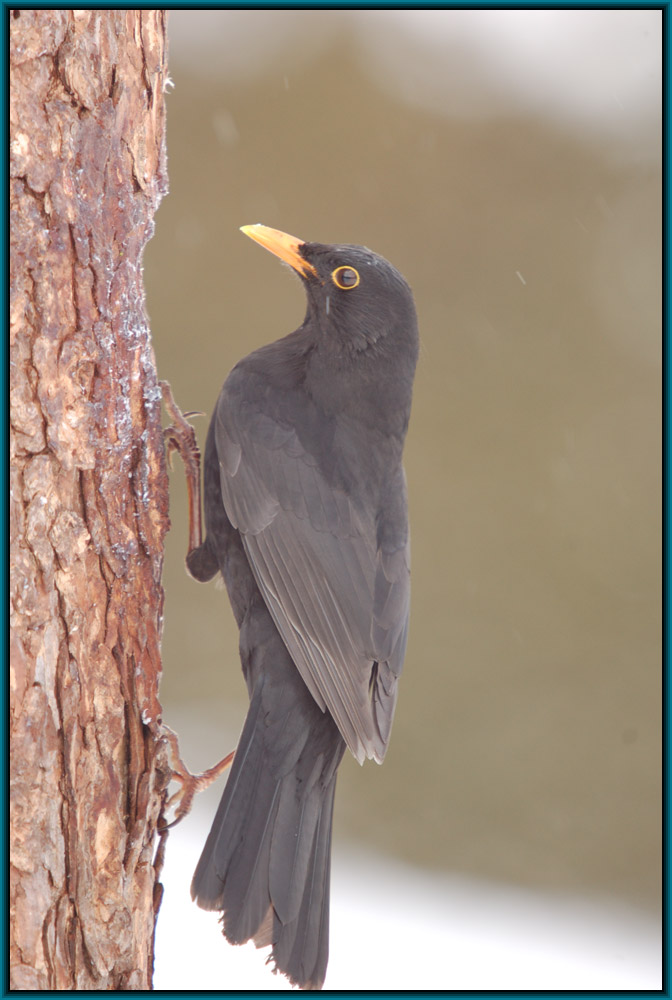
left=145, top=12, right=661, bottom=915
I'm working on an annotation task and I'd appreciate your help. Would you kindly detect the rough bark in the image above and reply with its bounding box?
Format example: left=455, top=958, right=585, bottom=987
left=10, top=10, right=170, bottom=990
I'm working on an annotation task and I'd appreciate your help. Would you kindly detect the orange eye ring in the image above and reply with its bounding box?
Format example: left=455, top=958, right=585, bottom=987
left=331, top=266, right=360, bottom=290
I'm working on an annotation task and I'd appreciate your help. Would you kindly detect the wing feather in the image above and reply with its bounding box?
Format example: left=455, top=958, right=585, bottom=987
left=215, top=387, right=409, bottom=763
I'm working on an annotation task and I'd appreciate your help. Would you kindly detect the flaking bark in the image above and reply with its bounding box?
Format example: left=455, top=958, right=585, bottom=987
left=10, top=10, right=171, bottom=989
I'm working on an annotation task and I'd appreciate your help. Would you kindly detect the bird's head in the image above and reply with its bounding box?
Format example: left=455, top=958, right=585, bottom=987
left=240, top=224, right=418, bottom=368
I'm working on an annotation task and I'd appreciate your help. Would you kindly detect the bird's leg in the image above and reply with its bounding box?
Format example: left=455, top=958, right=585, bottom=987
left=159, top=382, right=234, bottom=826
left=159, top=726, right=235, bottom=829
left=160, top=379, right=204, bottom=556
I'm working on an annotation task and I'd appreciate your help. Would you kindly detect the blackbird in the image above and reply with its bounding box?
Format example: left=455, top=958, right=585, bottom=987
left=185, top=224, right=418, bottom=989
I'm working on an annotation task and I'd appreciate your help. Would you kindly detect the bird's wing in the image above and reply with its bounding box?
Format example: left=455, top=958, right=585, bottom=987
left=214, top=390, right=409, bottom=764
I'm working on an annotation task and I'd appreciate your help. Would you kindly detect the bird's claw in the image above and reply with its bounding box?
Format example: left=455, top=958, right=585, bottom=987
left=159, top=725, right=235, bottom=830
left=161, top=380, right=202, bottom=467
left=160, top=380, right=205, bottom=557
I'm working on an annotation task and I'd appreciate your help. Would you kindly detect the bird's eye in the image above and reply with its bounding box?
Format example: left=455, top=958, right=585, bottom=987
left=331, top=266, right=360, bottom=290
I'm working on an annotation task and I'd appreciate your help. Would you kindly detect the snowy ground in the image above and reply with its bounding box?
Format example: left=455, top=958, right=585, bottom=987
left=154, top=814, right=661, bottom=991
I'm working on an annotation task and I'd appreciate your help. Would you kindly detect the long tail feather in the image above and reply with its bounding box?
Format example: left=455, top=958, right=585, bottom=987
left=191, top=649, right=345, bottom=989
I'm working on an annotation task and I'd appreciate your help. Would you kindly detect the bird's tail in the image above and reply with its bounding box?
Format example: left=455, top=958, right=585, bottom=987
left=191, top=665, right=346, bottom=990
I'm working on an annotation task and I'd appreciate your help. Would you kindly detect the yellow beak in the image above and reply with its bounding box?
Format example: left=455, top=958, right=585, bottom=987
left=240, top=224, right=318, bottom=279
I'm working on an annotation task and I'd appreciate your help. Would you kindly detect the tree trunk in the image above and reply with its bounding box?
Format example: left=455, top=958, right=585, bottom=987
left=10, top=10, right=170, bottom=989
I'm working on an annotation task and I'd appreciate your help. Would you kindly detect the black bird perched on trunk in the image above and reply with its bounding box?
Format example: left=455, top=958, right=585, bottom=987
left=177, top=224, right=418, bottom=989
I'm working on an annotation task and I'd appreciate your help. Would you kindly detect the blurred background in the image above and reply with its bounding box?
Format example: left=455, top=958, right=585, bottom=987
left=145, top=10, right=662, bottom=989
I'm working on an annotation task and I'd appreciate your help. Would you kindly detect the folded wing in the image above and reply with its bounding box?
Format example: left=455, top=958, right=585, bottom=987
left=214, top=391, right=410, bottom=764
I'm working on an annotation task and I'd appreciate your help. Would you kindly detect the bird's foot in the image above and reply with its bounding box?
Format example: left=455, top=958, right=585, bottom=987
left=159, top=725, right=235, bottom=830
left=162, top=402, right=204, bottom=469
left=160, top=380, right=205, bottom=555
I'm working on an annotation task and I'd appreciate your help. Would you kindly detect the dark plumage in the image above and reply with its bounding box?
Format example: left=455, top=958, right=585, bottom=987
left=188, top=225, right=418, bottom=989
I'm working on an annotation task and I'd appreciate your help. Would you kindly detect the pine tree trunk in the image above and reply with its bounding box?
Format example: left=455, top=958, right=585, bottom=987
left=10, top=10, right=171, bottom=989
